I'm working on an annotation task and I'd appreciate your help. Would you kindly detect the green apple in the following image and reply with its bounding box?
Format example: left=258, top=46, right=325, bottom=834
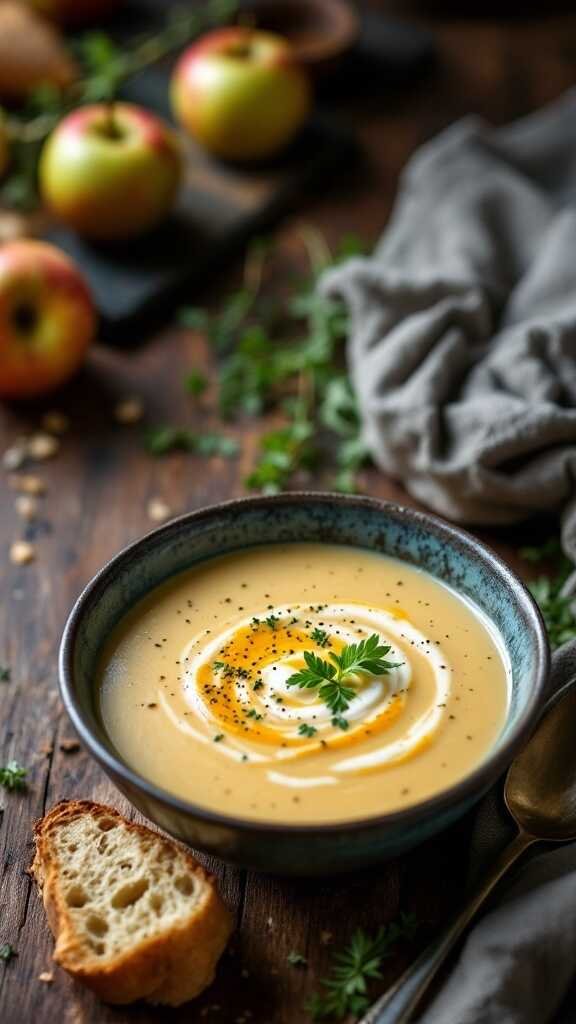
left=0, top=240, right=95, bottom=400
left=39, top=103, right=182, bottom=241
left=171, top=28, right=311, bottom=163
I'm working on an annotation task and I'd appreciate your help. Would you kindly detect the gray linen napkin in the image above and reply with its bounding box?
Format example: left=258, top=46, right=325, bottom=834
left=320, top=91, right=576, bottom=564
left=319, top=93, right=576, bottom=1023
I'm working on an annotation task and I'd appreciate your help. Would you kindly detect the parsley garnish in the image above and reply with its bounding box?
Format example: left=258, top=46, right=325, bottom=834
left=306, top=914, right=418, bottom=1021
left=246, top=709, right=264, bottom=721
left=213, top=734, right=224, bottom=743
left=265, top=614, right=279, bottom=630
left=520, top=540, right=576, bottom=648
left=287, top=635, right=400, bottom=716
left=0, top=944, right=17, bottom=963
left=310, top=628, right=330, bottom=647
left=298, top=723, right=318, bottom=738
left=0, top=666, right=10, bottom=682
left=331, top=716, right=349, bottom=731
left=0, top=761, right=27, bottom=791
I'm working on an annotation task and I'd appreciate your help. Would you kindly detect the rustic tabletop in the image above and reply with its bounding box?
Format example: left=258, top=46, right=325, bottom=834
left=1, top=7, right=573, bottom=1023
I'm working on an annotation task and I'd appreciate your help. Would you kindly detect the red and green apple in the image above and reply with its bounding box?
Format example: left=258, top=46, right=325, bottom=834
left=0, top=240, right=95, bottom=400
left=171, top=28, right=311, bottom=162
left=39, top=103, right=182, bottom=241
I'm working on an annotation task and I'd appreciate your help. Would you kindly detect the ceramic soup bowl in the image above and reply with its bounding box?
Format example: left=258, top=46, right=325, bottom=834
left=59, top=493, right=548, bottom=875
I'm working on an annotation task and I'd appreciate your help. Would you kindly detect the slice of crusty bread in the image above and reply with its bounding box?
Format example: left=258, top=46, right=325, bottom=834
left=31, top=800, right=233, bottom=1006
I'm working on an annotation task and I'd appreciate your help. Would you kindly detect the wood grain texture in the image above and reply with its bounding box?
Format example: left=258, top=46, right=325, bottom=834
left=1, top=7, right=573, bottom=1022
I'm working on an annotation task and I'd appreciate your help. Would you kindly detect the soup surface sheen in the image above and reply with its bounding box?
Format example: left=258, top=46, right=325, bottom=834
left=98, top=543, right=510, bottom=823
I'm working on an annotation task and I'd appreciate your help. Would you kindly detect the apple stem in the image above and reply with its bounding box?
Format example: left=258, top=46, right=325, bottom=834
left=106, top=101, right=120, bottom=140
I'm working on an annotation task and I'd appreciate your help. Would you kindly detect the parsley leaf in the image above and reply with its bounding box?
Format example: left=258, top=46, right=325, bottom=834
left=287, top=635, right=401, bottom=716
left=310, top=628, right=329, bottom=647
left=0, top=666, right=10, bottom=683
left=0, top=761, right=27, bottom=791
left=298, top=723, right=318, bottom=738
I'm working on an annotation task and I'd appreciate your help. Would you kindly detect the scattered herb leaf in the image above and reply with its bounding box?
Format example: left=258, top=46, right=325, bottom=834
left=288, top=951, right=308, bottom=968
left=0, top=761, right=27, bottom=791
left=306, top=913, right=418, bottom=1021
left=0, top=944, right=17, bottom=964
left=298, top=723, right=318, bottom=738
left=310, top=628, right=330, bottom=648
left=520, top=539, right=576, bottom=648
left=0, top=667, right=10, bottom=683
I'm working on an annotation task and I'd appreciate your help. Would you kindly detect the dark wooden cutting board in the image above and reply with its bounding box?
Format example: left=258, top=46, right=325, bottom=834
left=43, top=2, right=434, bottom=343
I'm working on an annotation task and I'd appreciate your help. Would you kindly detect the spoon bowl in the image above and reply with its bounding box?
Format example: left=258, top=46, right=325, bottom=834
left=505, top=681, right=576, bottom=841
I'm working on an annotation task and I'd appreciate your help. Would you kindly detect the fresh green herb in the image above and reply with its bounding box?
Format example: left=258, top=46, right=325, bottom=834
left=0, top=944, right=17, bottom=964
left=0, top=761, right=27, bottom=791
left=185, top=370, right=208, bottom=396
left=253, top=680, right=264, bottom=691
left=298, top=723, right=318, bottom=738
left=2, top=1, right=237, bottom=211
left=306, top=914, right=418, bottom=1021
left=251, top=617, right=261, bottom=627
left=331, top=716, right=349, bottom=731
left=520, top=540, right=576, bottom=648
left=265, top=614, right=280, bottom=630
left=310, top=628, right=330, bottom=648
left=288, top=951, right=308, bottom=968
left=214, top=662, right=249, bottom=681
left=178, top=230, right=371, bottom=493
left=213, top=734, right=224, bottom=743
left=145, top=426, right=238, bottom=459
left=287, top=635, right=401, bottom=716
left=246, top=709, right=264, bottom=721
left=0, top=666, right=10, bottom=683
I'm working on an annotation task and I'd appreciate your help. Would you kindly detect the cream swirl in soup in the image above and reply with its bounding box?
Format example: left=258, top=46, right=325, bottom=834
left=98, top=544, right=509, bottom=823
left=174, top=604, right=450, bottom=783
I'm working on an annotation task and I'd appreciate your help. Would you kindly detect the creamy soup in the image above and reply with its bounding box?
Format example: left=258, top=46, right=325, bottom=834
left=98, top=544, right=510, bottom=824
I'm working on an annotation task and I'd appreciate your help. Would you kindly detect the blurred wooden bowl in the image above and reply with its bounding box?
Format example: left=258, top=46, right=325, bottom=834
left=244, top=0, right=359, bottom=72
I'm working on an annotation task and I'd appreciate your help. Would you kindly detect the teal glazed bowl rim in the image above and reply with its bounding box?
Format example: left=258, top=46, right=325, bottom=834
left=58, top=493, right=550, bottom=871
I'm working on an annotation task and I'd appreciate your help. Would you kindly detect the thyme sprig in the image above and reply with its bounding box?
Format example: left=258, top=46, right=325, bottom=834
left=178, top=230, right=371, bottom=493
left=306, top=914, right=418, bottom=1021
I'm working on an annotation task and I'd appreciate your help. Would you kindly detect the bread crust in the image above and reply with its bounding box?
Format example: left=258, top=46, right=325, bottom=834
left=32, top=800, right=233, bottom=1006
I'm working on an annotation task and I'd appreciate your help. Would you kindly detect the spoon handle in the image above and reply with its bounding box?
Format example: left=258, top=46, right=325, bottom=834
left=360, top=830, right=537, bottom=1024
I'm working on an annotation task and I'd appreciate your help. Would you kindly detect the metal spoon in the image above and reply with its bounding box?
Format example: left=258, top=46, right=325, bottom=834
left=361, top=678, right=576, bottom=1024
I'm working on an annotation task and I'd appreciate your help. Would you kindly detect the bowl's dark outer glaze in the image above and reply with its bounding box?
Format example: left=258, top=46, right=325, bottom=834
left=59, top=493, right=549, bottom=875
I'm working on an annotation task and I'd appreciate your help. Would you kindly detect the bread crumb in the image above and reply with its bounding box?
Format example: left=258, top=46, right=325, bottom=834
left=38, top=971, right=54, bottom=983
left=59, top=739, right=80, bottom=754
left=2, top=445, right=27, bottom=471
left=320, top=931, right=333, bottom=945
left=114, top=397, right=144, bottom=424
left=42, top=411, right=70, bottom=435
left=9, top=474, right=46, bottom=496
left=10, top=540, right=36, bottom=565
left=15, top=495, right=38, bottom=520
left=147, top=498, right=172, bottom=522
left=27, top=433, right=60, bottom=460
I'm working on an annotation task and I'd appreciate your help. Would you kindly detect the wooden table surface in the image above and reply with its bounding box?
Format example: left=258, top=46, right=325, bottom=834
left=1, top=7, right=573, bottom=1023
